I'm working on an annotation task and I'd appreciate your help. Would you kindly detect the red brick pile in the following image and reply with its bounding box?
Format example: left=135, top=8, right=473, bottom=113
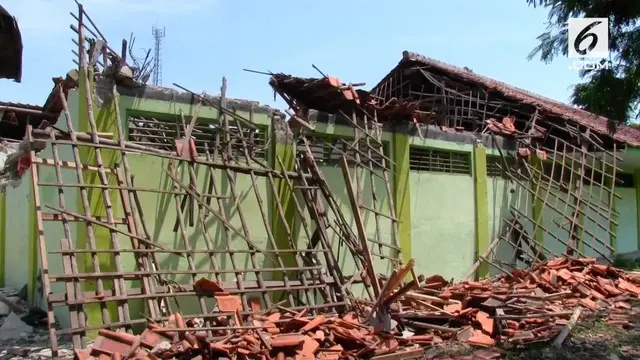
left=73, top=257, right=640, bottom=360
left=77, top=311, right=424, bottom=360
left=398, top=257, right=640, bottom=348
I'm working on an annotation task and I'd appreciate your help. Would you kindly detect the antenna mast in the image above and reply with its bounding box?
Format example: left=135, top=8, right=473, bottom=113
left=151, top=25, right=165, bottom=86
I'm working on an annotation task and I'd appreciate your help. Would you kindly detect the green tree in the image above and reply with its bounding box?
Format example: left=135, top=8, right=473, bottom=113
left=527, top=0, right=640, bottom=131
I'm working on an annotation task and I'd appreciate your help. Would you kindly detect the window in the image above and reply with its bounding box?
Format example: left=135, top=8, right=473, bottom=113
left=127, top=115, right=268, bottom=160
left=409, top=147, right=471, bottom=174
left=486, top=155, right=517, bottom=178
left=298, top=136, right=389, bottom=168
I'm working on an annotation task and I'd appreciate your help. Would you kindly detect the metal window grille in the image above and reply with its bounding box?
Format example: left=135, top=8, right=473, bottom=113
left=127, top=115, right=268, bottom=160
left=299, top=136, right=388, bottom=168
left=409, top=146, right=471, bottom=174
left=486, top=155, right=517, bottom=178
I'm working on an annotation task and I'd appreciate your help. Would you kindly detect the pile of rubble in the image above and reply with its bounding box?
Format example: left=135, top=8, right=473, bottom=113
left=81, top=312, right=424, bottom=360
left=397, top=257, right=640, bottom=348
left=71, top=257, right=640, bottom=360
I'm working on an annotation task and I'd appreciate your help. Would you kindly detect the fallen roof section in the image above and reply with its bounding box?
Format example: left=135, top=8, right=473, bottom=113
left=387, top=50, right=640, bottom=147
left=269, top=73, right=371, bottom=115
left=0, top=71, right=78, bottom=141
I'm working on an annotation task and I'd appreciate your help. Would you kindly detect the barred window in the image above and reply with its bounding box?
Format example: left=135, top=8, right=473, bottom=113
left=127, top=115, right=267, bottom=160
left=409, top=147, right=470, bottom=174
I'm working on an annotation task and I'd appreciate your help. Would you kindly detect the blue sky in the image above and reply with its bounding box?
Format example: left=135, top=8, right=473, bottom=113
left=1, top=0, right=581, bottom=111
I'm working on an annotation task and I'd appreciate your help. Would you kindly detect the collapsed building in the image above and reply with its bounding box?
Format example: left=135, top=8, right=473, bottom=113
left=2, top=3, right=640, bottom=359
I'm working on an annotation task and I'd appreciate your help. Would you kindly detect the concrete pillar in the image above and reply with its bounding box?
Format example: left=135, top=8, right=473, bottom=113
left=392, top=132, right=412, bottom=263
left=473, top=144, right=489, bottom=279
left=270, top=115, right=298, bottom=272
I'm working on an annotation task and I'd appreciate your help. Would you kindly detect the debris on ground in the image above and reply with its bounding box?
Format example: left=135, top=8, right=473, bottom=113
left=399, top=257, right=640, bottom=349
left=62, top=256, right=640, bottom=359
left=81, top=311, right=424, bottom=360
left=0, top=312, right=33, bottom=341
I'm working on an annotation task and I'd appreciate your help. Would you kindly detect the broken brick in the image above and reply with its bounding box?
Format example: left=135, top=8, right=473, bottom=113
left=297, top=335, right=320, bottom=357
left=214, top=293, right=243, bottom=312
left=444, top=303, right=462, bottom=313
left=300, top=314, right=326, bottom=333
left=476, top=311, right=494, bottom=335
left=467, top=330, right=496, bottom=347
left=473, top=348, right=503, bottom=360
left=248, top=297, right=262, bottom=312
left=509, top=331, right=536, bottom=344
left=193, top=277, right=225, bottom=295
left=578, top=298, right=599, bottom=311
left=618, top=280, right=640, bottom=295
left=311, top=330, right=325, bottom=342
left=271, top=334, right=306, bottom=348
left=558, top=269, right=574, bottom=281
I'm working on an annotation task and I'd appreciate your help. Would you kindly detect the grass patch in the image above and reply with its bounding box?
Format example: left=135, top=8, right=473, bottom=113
left=502, top=316, right=640, bottom=360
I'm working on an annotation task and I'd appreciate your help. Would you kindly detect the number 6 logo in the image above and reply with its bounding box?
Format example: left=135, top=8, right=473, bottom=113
left=568, top=18, right=609, bottom=59
left=574, top=20, right=602, bottom=56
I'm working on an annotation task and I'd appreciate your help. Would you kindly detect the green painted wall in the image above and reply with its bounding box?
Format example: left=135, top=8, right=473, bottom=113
left=393, top=132, right=412, bottom=265
left=616, top=188, right=637, bottom=254
left=34, top=91, right=82, bottom=321
left=2, top=90, right=82, bottom=323
left=490, top=183, right=535, bottom=271
left=270, top=138, right=299, bottom=284
left=473, top=145, right=489, bottom=278
left=4, top=81, right=640, bottom=331
left=409, top=170, right=475, bottom=280
left=114, top=93, right=276, bottom=314
left=4, top=178, right=32, bottom=291
left=407, top=138, right=475, bottom=281
left=288, top=125, right=397, bottom=298
left=486, top=177, right=512, bottom=265
left=123, top=156, right=271, bottom=304
left=76, top=70, right=122, bottom=328
left=318, top=165, right=394, bottom=293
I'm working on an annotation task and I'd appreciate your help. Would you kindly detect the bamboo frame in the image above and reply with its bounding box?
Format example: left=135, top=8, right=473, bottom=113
left=35, top=7, right=393, bottom=354
left=368, top=61, right=621, bottom=278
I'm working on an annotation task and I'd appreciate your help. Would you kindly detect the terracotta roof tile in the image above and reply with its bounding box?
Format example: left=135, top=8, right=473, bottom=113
left=399, top=50, right=640, bottom=146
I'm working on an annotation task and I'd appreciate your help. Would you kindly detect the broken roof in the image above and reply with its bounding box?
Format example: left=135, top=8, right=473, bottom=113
left=0, top=72, right=77, bottom=140
left=383, top=50, right=640, bottom=147
left=114, top=81, right=281, bottom=116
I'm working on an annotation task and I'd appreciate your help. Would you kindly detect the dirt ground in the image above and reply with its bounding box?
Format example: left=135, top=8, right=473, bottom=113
left=424, top=309, right=640, bottom=360
left=501, top=316, right=640, bottom=360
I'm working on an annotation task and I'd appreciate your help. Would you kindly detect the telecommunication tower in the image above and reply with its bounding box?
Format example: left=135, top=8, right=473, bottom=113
left=152, top=25, right=165, bottom=86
